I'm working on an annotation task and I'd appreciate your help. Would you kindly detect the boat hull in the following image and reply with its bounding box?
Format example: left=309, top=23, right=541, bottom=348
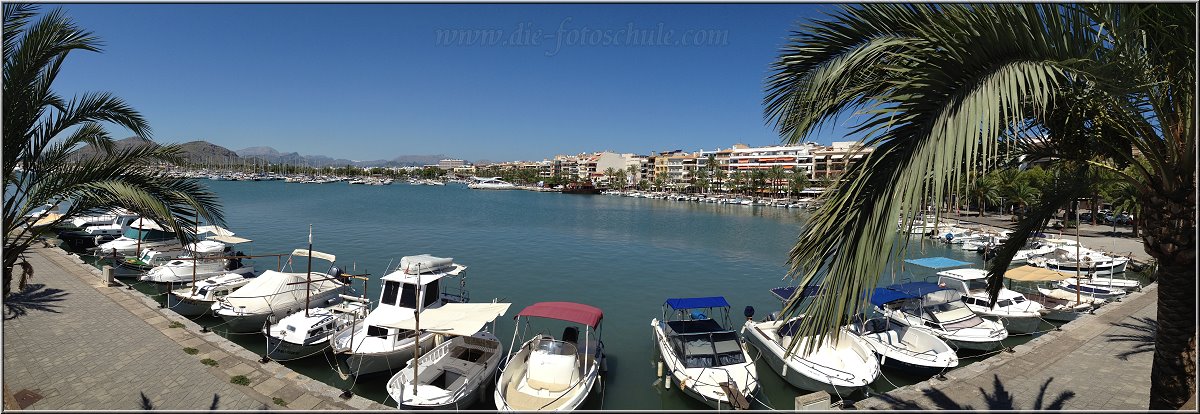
left=989, top=315, right=1043, bottom=335
left=944, top=337, right=1003, bottom=352
left=651, top=320, right=757, bottom=409
left=266, top=336, right=330, bottom=361
left=340, top=337, right=434, bottom=377
left=741, top=320, right=876, bottom=395
left=165, top=294, right=214, bottom=317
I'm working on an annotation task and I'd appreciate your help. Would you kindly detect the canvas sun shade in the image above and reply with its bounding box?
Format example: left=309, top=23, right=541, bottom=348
left=1003, top=265, right=1072, bottom=282
left=376, top=302, right=511, bottom=336
left=904, top=257, right=971, bottom=269
left=516, top=301, right=603, bottom=328
left=664, top=296, right=730, bottom=310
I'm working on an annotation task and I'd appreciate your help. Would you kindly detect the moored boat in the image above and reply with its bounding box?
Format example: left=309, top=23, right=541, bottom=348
left=494, top=302, right=605, bottom=411
left=650, top=296, right=758, bottom=409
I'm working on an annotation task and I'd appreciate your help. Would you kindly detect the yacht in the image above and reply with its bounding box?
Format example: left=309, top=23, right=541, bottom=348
left=264, top=298, right=370, bottom=361
left=332, top=255, right=469, bottom=377
left=212, top=248, right=353, bottom=332
left=138, top=234, right=254, bottom=284
left=91, top=218, right=180, bottom=258
left=651, top=296, right=758, bottom=409
left=56, top=210, right=141, bottom=250
left=936, top=268, right=1044, bottom=334
left=1029, top=247, right=1129, bottom=276
left=467, top=177, right=517, bottom=190
left=873, top=282, right=1008, bottom=351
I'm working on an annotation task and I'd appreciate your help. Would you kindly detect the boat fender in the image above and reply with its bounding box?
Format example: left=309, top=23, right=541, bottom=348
left=690, top=310, right=707, bottom=320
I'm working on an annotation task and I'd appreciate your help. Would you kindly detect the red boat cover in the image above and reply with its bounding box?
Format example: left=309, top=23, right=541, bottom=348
left=516, top=301, right=604, bottom=328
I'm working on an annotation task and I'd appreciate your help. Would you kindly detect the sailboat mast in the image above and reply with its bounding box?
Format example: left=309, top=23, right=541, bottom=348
left=191, top=209, right=199, bottom=293
left=412, top=263, right=422, bottom=397
left=306, top=224, right=313, bottom=318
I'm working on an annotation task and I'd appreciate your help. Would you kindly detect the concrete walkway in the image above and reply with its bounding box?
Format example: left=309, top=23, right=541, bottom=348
left=855, top=283, right=1157, bottom=410
left=2, top=245, right=389, bottom=410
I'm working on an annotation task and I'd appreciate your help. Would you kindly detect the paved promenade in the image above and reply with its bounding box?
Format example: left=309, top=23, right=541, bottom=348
left=2, top=245, right=389, bottom=410
left=855, top=282, right=1157, bottom=410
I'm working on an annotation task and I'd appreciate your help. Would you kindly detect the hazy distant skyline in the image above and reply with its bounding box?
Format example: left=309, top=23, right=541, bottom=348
left=53, top=3, right=865, bottom=162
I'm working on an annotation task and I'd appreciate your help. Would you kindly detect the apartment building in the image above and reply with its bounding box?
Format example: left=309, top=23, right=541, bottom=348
left=812, top=141, right=868, bottom=180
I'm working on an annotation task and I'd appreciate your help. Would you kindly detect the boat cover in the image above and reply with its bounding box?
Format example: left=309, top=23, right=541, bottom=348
left=208, top=235, right=252, bottom=245
left=399, top=254, right=454, bottom=274
left=222, top=270, right=342, bottom=313
left=516, top=301, right=603, bottom=328
left=289, top=248, right=335, bottom=263
left=870, top=282, right=954, bottom=307
left=664, top=296, right=730, bottom=310
left=904, top=257, right=971, bottom=269
left=377, top=302, right=511, bottom=336
left=196, top=225, right=235, bottom=237
left=1004, top=265, right=1071, bottom=282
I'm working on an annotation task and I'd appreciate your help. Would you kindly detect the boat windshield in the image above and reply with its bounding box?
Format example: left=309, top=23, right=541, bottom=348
left=673, top=331, right=746, bottom=368
left=966, top=280, right=988, bottom=291
left=121, top=227, right=173, bottom=241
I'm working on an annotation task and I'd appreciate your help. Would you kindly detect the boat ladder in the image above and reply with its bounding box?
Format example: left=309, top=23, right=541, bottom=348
left=718, top=382, right=751, bottom=410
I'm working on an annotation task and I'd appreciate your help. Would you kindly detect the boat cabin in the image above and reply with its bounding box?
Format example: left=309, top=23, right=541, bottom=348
left=661, top=297, right=747, bottom=369
left=362, top=256, right=468, bottom=343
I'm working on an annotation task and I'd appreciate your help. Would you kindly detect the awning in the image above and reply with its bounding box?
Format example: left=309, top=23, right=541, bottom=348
left=869, top=287, right=914, bottom=307
left=1004, top=265, right=1072, bottom=282
left=665, top=296, right=730, bottom=310
left=378, top=303, right=511, bottom=337
left=904, top=257, right=971, bottom=269
left=517, top=301, right=603, bottom=328
left=884, top=281, right=951, bottom=298
left=197, top=225, right=235, bottom=236
left=290, top=248, right=335, bottom=263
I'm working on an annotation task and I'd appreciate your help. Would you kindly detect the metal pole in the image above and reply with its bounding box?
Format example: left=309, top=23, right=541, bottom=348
left=413, top=263, right=422, bottom=397
left=306, top=224, right=312, bottom=318
left=1074, top=199, right=1081, bottom=305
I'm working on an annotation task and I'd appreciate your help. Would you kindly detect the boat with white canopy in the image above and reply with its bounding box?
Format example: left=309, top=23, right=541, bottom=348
left=166, top=272, right=254, bottom=316
left=139, top=234, right=255, bottom=284
left=873, top=282, right=1008, bottom=351
left=651, top=296, right=758, bottom=409
left=213, top=247, right=352, bottom=332
left=467, top=177, right=517, bottom=190
left=385, top=302, right=512, bottom=410
left=1002, top=265, right=1105, bottom=322
left=494, top=301, right=606, bottom=411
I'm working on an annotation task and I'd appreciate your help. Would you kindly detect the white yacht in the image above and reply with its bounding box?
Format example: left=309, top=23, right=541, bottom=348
left=873, top=282, right=1008, bottom=351
left=385, top=302, right=512, bottom=410
left=1029, top=247, right=1129, bottom=276
left=166, top=272, right=253, bottom=317
left=91, top=218, right=180, bottom=258
left=467, top=177, right=517, bottom=190
left=332, top=255, right=469, bottom=377
left=846, top=315, right=958, bottom=377
left=57, top=210, right=141, bottom=250
left=495, top=301, right=605, bottom=411
left=139, top=235, right=254, bottom=284
left=936, top=268, right=1045, bottom=334
left=212, top=248, right=352, bottom=332
left=651, top=296, right=758, bottom=409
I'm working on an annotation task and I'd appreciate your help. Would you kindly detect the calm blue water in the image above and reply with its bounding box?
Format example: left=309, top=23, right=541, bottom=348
left=84, top=180, right=1052, bottom=409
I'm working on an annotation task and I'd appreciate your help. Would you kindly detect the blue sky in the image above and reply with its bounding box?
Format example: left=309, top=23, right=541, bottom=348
left=51, top=3, right=861, bottom=162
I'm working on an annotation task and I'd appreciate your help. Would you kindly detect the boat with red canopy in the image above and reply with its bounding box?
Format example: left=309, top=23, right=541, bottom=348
left=494, top=302, right=606, bottom=411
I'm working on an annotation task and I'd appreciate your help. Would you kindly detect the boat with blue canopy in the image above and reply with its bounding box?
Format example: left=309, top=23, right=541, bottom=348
left=651, top=296, right=758, bottom=410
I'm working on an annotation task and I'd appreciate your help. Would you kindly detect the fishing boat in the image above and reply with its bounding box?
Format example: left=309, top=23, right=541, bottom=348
left=561, top=182, right=602, bottom=194
left=935, top=268, right=1045, bottom=334
left=385, top=302, right=512, bottom=410
left=332, top=254, right=470, bottom=377
left=1029, top=247, right=1129, bottom=276
left=166, top=272, right=253, bottom=317
left=1054, top=277, right=1128, bottom=300
left=467, top=177, right=517, bottom=190
left=650, top=296, right=758, bottom=409
left=873, top=282, right=1008, bottom=351
left=212, top=247, right=352, bottom=332
left=742, top=287, right=879, bottom=395
left=138, top=234, right=254, bottom=284
left=494, top=302, right=605, bottom=411
left=264, top=297, right=370, bottom=361
left=846, top=315, right=958, bottom=377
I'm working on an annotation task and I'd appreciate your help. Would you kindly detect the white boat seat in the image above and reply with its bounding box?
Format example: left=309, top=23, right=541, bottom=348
left=524, top=350, right=579, bottom=393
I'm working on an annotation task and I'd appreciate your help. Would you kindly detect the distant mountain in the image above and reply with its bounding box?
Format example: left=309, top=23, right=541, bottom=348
left=390, top=154, right=449, bottom=167
left=234, top=146, right=454, bottom=168
left=177, top=140, right=239, bottom=164
left=71, top=136, right=157, bottom=160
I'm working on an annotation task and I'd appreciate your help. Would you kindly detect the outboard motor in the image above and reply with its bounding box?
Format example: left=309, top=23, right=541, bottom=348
left=744, top=305, right=755, bottom=321
left=328, top=266, right=349, bottom=283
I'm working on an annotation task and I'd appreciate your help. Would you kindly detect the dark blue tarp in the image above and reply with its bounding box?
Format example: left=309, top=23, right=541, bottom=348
left=869, top=287, right=913, bottom=307
left=665, top=296, right=731, bottom=310
left=769, top=286, right=822, bottom=302
left=904, top=257, right=971, bottom=269
left=870, top=282, right=955, bottom=307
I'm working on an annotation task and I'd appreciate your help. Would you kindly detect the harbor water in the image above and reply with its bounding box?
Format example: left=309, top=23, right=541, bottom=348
left=75, top=180, right=1135, bottom=410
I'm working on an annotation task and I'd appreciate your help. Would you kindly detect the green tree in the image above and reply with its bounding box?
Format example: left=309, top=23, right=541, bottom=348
left=713, top=167, right=727, bottom=194
left=767, top=165, right=786, bottom=197
left=967, top=173, right=1000, bottom=217
left=763, top=4, right=1193, bottom=408
left=653, top=171, right=667, bottom=192
left=3, top=5, right=224, bottom=295
left=788, top=173, right=809, bottom=198
left=612, top=169, right=626, bottom=189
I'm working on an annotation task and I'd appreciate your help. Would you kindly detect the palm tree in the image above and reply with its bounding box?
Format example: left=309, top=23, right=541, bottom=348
left=603, top=167, right=617, bottom=187
left=625, top=165, right=638, bottom=189
left=788, top=172, right=809, bottom=198
left=612, top=169, right=627, bottom=190
left=653, top=171, right=668, bottom=192
left=764, top=4, right=1193, bottom=408
left=767, top=165, right=786, bottom=197
left=713, top=167, right=727, bottom=194
left=966, top=173, right=999, bottom=217
left=3, top=5, right=225, bottom=295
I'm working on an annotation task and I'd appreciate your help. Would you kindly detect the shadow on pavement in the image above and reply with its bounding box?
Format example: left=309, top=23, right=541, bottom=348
left=139, top=392, right=229, bottom=410
left=873, top=374, right=1075, bottom=410
left=1104, top=316, right=1157, bottom=360
left=3, top=283, right=68, bottom=320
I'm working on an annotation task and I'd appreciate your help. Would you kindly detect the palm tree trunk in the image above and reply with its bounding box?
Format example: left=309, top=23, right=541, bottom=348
left=1142, top=188, right=1196, bottom=410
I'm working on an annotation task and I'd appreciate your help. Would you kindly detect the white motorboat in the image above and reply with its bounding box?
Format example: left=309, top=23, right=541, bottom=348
left=999, top=265, right=1106, bottom=322
left=1055, top=277, right=1128, bottom=299
left=741, top=287, right=878, bottom=395
left=166, top=272, right=253, bottom=317
left=1029, top=247, right=1129, bottom=276
left=846, top=315, right=958, bottom=377
left=332, top=254, right=470, bottom=377
left=57, top=210, right=140, bottom=250
left=873, top=282, right=1008, bottom=351
left=264, top=298, right=370, bottom=361
left=936, top=268, right=1045, bottom=334
left=495, top=302, right=605, bottom=411
left=385, top=302, right=512, bottom=410
left=91, top=218, right=180, bottom=258
left=139, top=235, right=255, bottom=284
left=468, top=177, right=517, bottom=190
left=212, top=248, right=352, bottom=332
left=650, top=296, right=758, bottom=409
